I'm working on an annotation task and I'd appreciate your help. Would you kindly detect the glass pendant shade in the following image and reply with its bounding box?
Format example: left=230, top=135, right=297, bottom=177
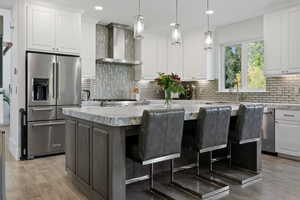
left=171, top=23, right=182, bottom=46
left=134, top=15, right=144, bottom=40
left=205, top=31, right=213, bottom=49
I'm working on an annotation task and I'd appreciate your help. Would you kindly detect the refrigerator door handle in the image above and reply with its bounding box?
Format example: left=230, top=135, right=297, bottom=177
left=31, top=121, right=66, bottom=127
left=52, top=62, right=56, bottom=99
left=56, top=62, right=59, bottom=101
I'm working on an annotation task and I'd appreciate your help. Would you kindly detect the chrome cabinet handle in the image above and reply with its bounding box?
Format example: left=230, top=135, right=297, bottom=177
left=283, top=114, right=295, bottom=118
left=32, top=122, right=66, bottom=127
left=52, top=144, right=62, bottom=147
left=31, top=108, right=54, bottom=112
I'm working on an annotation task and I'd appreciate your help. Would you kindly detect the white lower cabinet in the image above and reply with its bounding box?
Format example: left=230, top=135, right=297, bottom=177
left=275, top=110, right=300, bottom=157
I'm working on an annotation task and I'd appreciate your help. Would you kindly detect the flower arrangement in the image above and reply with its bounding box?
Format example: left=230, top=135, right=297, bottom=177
left=154, top=73, right=185, bottom=105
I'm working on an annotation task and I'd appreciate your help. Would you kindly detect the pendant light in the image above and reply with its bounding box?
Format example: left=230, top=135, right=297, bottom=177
left=204, top=0, right=214, bottom=50
left=134, top=0, right=144, bottom=40
left=170, top=0, right=182, bottom=46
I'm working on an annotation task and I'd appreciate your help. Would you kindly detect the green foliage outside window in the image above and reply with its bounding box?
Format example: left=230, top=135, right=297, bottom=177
left=225, top=45, right=241, bottom=89
left=247, top=41, right=266, bottom=89
left=224, top=41, right=266, bottom=90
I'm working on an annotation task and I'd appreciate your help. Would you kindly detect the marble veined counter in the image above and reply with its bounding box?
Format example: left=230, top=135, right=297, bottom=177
left=63, top=101, right=244, bottom=127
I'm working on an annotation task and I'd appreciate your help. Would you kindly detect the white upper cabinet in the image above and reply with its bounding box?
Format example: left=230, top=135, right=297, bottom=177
left=27, top=5, right=56, bottom=52
left=136, top=33, right=168, bottom=80
left=27, top=4, right=81, bottom=55
left=264, top=6, right=300, bottom=76
left=136, top=31, right=214, bottom=81
left=55, top=11, right=81, bottom=54
left=167, top=38, right=184, bottom=77
left=288, top=7, right=300, bottom=73
left=81, top=16, right=96, bottom=78
left=183, top=31, right=214, bottom=80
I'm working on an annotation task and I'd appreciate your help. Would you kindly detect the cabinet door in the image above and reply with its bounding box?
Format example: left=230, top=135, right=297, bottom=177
left=288, top=7, right=300, bottom=73
left=276, top=121, right=300, bottom=157
left=140, top=34, right=158, bottom=80
left=55, top=11, right=81, bottom=55
left=81, top=17, right=96, bottom=78
left=183, top=32, right=203, bottom=80
left=27, top=5, right=56, bottom=52
left=50, top=121, right=65, bottom=153
left=264, top=12, right=286, bottom=76
left=66, top=119, right=76, bottom=174
left=76, top=121, right=91, bottom=184
left=168, top=39, right=184, bottom=77
left=157, top=36, right=168, bottom=75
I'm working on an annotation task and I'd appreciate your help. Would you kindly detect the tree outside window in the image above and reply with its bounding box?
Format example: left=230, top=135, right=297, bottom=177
left=221, top=40, right=266, bottom=92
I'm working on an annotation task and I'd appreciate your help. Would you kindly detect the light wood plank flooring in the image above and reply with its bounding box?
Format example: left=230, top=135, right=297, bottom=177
left=2, top=124, right=300, bottom=200
left=5, top=153, right=300, bottom=200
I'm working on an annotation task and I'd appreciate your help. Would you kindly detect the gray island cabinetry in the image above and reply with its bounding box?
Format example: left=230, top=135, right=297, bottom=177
left=63, top=103, right=263, bottom=200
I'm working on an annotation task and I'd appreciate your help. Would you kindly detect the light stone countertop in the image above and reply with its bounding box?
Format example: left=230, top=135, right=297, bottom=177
left=64, top=101, right=242, bottom=127
left=68, top=100, right=300, bottom=127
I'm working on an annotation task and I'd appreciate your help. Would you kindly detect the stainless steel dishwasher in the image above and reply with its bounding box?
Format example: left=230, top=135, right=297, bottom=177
left=262, top=108, right=276, bottom=154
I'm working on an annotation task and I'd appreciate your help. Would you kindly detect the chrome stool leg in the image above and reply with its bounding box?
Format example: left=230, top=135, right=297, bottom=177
left=149, top=163, right=176, bottom=200
left=171, top=153, right=229, bottom=199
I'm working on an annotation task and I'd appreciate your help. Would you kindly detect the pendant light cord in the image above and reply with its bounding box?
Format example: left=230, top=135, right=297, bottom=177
left=207, top=0, right=210, bottom=31
left=176, top=0, right=178, bottom=24
left=138, top=0, right=141, bottom=15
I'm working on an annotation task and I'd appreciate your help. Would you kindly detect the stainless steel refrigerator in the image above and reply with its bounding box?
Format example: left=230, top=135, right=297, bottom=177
left=23, top=52, right=81, bottom=159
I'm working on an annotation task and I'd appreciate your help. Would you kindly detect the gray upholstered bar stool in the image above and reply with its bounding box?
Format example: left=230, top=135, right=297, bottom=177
left=216, top=104, right=264, bottom=185
left=172, top=106, right=232, bottom=199
left=126, top=108, right=185, bottom=199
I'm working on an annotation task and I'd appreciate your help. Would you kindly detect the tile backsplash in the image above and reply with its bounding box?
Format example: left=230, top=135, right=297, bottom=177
left=95, top=63, right=136, bottom=99
left=194, top=76, right=300, bottom=104
left=82, top=74, right=300, bottom=104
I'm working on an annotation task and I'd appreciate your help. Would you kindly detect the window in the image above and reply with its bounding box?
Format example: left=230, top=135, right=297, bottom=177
left=220, top=40, right=266, bottom=92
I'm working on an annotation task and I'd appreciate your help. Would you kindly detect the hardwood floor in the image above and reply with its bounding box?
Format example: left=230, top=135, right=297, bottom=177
left=5, top=153, right=300, bottom=200
left=2, top=126, right=300, bottom=200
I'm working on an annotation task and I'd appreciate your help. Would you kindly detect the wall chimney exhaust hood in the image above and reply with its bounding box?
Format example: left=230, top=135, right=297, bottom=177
left=96, top=23, right=141, bottom=65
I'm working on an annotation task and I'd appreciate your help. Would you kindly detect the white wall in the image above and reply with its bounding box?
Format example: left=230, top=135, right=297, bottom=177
left=9, top=0, right=26, bottom=160
left=214, top=16, right=264, bottom=78
left=0, top=8, right=12, bottom=92
left=215, top=16, right=263, bottom=44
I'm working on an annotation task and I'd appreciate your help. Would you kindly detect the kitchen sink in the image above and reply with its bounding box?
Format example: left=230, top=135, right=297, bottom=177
left=101, top=100, right=150, bottom=107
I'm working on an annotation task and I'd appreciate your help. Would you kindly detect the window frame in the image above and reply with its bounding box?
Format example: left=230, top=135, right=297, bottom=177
left=218, top=38, right=266, bottom=93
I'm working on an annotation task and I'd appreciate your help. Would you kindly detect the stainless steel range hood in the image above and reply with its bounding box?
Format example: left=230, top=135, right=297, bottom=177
left=96, top=23, right=141, bottom=65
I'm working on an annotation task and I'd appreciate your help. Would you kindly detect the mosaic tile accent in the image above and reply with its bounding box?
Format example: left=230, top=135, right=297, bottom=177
left=95, top=63, right=136, bottom=99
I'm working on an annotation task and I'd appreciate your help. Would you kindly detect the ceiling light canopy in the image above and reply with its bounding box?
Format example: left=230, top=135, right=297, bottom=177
left=94, top=6, right=103, bottom=11
left=205, top=10, right=214, bottom=15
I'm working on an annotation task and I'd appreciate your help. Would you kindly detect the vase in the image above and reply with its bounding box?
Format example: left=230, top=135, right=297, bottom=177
left=164, top=90, right=172, bottom=106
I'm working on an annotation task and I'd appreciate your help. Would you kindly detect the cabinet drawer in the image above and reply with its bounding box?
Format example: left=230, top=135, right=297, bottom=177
left=276, top=110, right=300, bottom=122
left=275, top=121, right=300, bottom=157
left=28, top=106, right=56, bottom=121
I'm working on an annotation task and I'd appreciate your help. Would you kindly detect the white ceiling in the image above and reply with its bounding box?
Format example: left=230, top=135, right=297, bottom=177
left=0, top=0, right=15, bottom=9
left=1, top=0, right=300, bottom=31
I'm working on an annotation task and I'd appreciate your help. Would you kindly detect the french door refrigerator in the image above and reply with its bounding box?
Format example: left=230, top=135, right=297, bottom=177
left=22, top=52, right=81, bottom=159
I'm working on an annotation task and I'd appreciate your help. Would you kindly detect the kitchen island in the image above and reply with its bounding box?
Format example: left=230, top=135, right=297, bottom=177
left=63, top=101, right=263, bottom=200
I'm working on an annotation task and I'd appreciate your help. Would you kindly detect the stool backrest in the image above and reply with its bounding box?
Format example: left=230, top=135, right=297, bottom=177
left=234, top=104, right=264, bottom=144
left=196, top=106, right=232, bottom=152
left=139, top=109, right=185, bottom=161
